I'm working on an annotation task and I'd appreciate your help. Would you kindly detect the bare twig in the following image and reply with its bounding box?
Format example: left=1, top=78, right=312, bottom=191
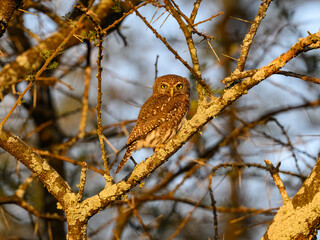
left=95, top=25, right=111, bottom=179
left=128, top=196, right=153, bottom=240
left=163, top=0, right=212, bottom=97
left=78, top=47, right=92, bottom=138
left=15, top=174, right=35, bottom=199
left=168, top=192, right=207, bottom=240
left=223, top=69, right=320, bottom=84
left=0, top=13, right=87, bottom=127
left=77, top=5, right=112, bottom=179
left=235, top=0, right=273, bottom=72
left=133, top=194, right=278, bottom=215
left=264, top=159, right=291, bottom=205
left=131, top=6, right=193, bottom=75
left=208, top=174, right=218, bottom=240
left=271, top=118, right=302, bottom=175
left=59, top=45, right=92, bottom=149
left=170, top=163, right=202, bottom=194
left=33, top=148, right=105, bottom=175
left=154, top=55, right=159, bottom=79
left=167, top=0, right=216, bottom=40
left=194, top=12, right=224, bottom=27
left=0, top=195, right=66, bottom=221
left=278, top=70, right=320, bottom=84
left=101, top=1, right=149, bottom=36
left=77, top=162, right=88, bottom=201
left=131, top=0, right=212, bottom=96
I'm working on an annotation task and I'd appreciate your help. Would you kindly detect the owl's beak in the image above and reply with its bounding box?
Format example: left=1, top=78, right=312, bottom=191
left=170, top=87, right=174, bottom=97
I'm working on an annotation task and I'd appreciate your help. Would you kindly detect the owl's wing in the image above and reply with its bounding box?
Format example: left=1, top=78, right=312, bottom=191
left=116, top=94, right=189, bottom=174
left=127, top=94, right=189, bottom=146
left=115, top=141, right=137, bottom=174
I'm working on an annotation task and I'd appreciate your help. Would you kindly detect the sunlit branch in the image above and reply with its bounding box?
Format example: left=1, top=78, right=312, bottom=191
left=234, top=0, right=273, bottom=73
left=264, top=159, right=291, bottom=205
left=0, top=13, right=87, bottom=127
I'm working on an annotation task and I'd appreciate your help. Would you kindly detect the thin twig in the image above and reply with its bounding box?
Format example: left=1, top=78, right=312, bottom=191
left=0, top=13, right=87, bottom=127
left=208, top=174, right=218, bottom=240
left=130, top=0, right=211, bottom=96
left=33, top=148, right=105, bottom=175
left=207, top=40, right=220, bottom=63
left=77, top=5, right=112, bottom=179
left=59, top=46, right=92, bottom=149
left=170, top=163, right=202, bottom=194
left=78, top=46, right=92, bottom=138
left=77, top=162, right=88, bottom=201
left=194, top=12, right=224, bottom=27
left=271, top=118, right=302, bottom=175
left=278, top=70, right=320, bottom=84
left=133, top=194, right=278, bottom=215
left=264, top=159, right=291, bottom=205
left=154, top=55, right=159, bottom=79
left=128, top=196, right=153, bottom=240
left=168, top=192, right=207, bottom=240
left=101, top=1, right=149, bottom=36
left=36, top=77, right=73, bottom=90
left=149, top=6, right=160, bottom=25
left=0, top=195, right=66, bottom=221
left=95, top=26, right=111, bottom=179
left=167, top=0, right=215, bottom=40
left=131, top=5, right=193, bottom=74
left=15, top=174, right=35, bottom=199
left=234, top=0, right=273, bottom=73
left=163, top=0, right=212, bottom=96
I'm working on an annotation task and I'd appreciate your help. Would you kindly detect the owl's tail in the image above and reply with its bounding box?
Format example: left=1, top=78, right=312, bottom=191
left=115, top=142, right=136, bottom=174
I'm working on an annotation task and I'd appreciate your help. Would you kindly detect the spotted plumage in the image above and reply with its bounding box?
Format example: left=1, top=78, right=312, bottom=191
left=115, top=74, right=190, bottom=174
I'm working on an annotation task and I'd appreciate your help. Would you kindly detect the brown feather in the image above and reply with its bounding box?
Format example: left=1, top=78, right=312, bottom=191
left=115, top=142, right=137, bottom=174
left=115, top=74, right=190, bottom=174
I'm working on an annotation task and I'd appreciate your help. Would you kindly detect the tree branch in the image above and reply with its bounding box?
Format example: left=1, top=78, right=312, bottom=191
left=235, top=0, right=273, bottom=73
left=262, top=155, right=320, bottom=239
left=0, top=0, right=22, bottom=38
left=0, top=0, right=139, bottom=95
left=79, top=29, right=320, bottom=218
left=0, top=128, right=74, bottom=207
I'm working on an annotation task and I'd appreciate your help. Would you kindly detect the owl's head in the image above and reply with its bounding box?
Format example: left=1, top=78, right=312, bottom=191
left=153, top=74, right=190, bottom=97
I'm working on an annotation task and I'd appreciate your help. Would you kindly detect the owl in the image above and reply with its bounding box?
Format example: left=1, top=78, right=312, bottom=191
left=115, top=74, right=190, bottom=174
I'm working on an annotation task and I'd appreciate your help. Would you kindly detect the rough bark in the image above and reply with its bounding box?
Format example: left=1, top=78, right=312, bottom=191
left=0, top=0, right=22, bottom=38
left=262, top=156, right=320, bottom=240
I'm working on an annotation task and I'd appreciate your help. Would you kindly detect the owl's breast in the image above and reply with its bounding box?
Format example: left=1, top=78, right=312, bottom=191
left=129, top=93, right=189, bottom=150
left=135, top=115, right=186, bottom=150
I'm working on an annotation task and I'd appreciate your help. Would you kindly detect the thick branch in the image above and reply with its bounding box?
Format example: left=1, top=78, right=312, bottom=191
left=0, top=128, right=74, bottom=207
left=262, top=156, right=320, bottom=240
left=0, top=0, right=138, bottom=95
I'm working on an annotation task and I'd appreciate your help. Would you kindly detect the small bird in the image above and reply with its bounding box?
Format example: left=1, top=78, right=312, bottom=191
left=115, top=74, right=190, bottom=174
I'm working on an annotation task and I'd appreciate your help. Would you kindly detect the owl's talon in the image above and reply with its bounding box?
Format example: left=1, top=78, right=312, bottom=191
left=130, top=156, right=137, bottom=165
left=154, top=144, right=165, bottom=152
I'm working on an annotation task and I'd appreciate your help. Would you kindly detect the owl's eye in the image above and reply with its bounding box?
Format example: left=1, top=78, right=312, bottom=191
left=176, top=84, right=183, bottom=89
left=161, top=84, right=168, bottom=89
